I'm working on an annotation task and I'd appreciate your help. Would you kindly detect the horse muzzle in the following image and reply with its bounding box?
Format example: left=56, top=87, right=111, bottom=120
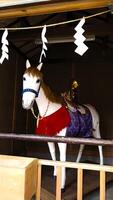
left=22, top=99, right=34, bottom=110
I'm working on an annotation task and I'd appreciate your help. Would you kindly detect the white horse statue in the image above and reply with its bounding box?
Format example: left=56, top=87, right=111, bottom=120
left=22, top=60, right=103, bottom=190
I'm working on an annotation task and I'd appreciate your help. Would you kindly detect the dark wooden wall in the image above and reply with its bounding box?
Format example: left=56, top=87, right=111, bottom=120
left=0, top=46, right=27, bottom=155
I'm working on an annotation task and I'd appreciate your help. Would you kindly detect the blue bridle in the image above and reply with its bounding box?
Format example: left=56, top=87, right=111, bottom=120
left=22, top=82, right=41, bottom=98
left=22, top=88, right=38, bottom=97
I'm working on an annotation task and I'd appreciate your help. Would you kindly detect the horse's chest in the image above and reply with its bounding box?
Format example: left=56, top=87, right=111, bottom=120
left=35, top=106, right=70, bottom=136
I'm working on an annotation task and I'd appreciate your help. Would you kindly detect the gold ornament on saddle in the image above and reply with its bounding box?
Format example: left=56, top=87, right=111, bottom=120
left=72, top=80, right=79, bottom=90
left=64, top=80, right=79, bottom=103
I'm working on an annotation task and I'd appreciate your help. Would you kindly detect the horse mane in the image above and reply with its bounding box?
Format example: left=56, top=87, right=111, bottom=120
left=25, top=66, right=63, bottom=104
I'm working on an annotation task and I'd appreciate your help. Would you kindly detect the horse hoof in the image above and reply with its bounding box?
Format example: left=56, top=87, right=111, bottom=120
left=61, top=188, right=65, bottom=193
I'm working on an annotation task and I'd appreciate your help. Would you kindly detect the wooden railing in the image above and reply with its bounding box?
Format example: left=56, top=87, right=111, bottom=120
left=0, top=133, right=113, bottom=146
left=0, top=133, right=113, bottom=199
left=36, top=159, right=113, bottom=200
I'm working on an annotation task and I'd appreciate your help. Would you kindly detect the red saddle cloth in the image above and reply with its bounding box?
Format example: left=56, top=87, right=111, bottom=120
left=35, top=106, right=70, bottom=136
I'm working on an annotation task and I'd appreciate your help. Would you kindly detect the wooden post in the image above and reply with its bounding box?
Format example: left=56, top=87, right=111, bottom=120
left=100, top=170, right=106, bottom=200
left=77, top=168, right=83, bottom=200
left=56, top=166, right=62, bottom=200
left=36, top=164, right=42, bottom=200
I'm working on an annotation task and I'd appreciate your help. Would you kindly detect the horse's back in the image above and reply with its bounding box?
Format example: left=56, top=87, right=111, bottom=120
left=67, top=104, right=93, bottom=138
left=83, top=104, right=100, bottom=124
left=82, top=104, right=101, bottom=139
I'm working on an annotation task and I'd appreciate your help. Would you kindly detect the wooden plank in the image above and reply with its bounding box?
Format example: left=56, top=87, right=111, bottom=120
left=36, top=164, right=42, bottom=200
left=38, top=159, right=113, bottom=173
left=56, top=166, right=62, bottom=200
left=100, top=170, right=106, bottom=200
left=77, top=168, right=83, bottom=200
left=0, top=0, right=113, bottom=20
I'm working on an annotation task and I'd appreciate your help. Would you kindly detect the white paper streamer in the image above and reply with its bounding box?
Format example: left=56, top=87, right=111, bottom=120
left=74, top=18, right=88, bottom=56
left=0, top=29, right=9, bottom=64
left=39, top=25, right=48, bottom=63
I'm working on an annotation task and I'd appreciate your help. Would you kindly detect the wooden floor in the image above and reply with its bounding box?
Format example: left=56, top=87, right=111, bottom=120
left=41, top=164, right=113, bottom=200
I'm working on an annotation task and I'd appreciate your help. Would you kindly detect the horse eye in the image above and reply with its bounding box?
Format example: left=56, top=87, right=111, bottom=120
left=23, top=77, right=26, bottom=81
left=36, top=79, right=40, bottom=83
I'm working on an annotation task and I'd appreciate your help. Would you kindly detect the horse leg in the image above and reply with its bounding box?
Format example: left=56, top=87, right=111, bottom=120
left=76, top=144, right=85, bottom=163
left=58, top=142, right=67, bottom=190
left=48, top=142, right=57, bottom=176
left=98, top=145, right=103, bottom=165
left=93, top=122, right=103, bottom=165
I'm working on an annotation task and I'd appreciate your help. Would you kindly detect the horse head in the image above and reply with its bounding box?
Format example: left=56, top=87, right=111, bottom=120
left=22, top=60, right=43, bottom=109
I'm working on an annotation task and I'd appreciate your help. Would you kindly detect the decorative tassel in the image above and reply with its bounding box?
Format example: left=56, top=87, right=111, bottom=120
left=74, top=18, right=88, bottom=56
left=0, top=29, right=9, bottom=64
left=39, top=25, right=48, bottom=63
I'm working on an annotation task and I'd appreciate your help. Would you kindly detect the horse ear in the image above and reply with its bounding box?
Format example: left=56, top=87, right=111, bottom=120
left=26, top=60, right=31, bottom=69
left=37, top=62, right=43, bottom=71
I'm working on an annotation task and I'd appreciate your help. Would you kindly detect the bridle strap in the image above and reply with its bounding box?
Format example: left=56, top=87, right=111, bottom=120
left=22, top=81, right=41, bottom=98
left=22, top=88, right=38, bottom=97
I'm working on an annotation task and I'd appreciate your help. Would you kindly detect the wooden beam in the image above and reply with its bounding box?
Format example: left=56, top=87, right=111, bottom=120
left=0, top=0, right=113, bottom=20
left=0, top=0, right=49, bottom=8
left=7, top=23, right=113, bottom=43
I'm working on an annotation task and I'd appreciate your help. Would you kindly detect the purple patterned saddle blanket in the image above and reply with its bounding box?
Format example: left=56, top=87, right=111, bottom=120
left=66, top=105, right=93, bottom=138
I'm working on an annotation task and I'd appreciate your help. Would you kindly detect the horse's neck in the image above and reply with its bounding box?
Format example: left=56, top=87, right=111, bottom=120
left=35, top=87, right=62, bottom=117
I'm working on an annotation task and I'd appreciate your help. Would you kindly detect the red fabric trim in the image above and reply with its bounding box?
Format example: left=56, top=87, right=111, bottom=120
left=35, top=106, right=70, bottom=136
